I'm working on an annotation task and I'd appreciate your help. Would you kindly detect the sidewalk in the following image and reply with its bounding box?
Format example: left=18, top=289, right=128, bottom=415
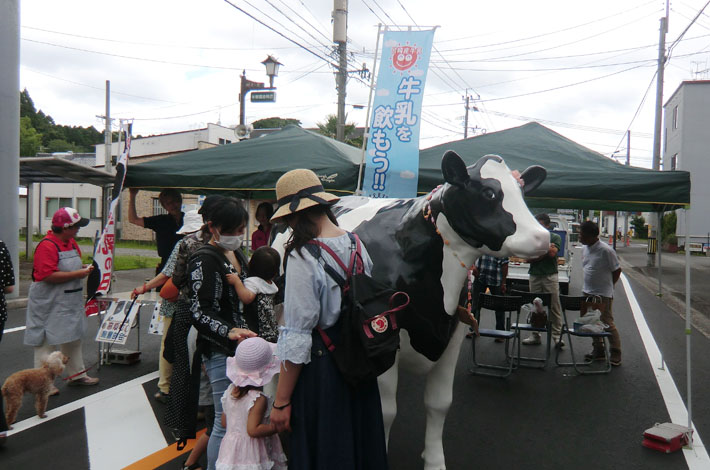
left=615, top=242, right=710, bottom=338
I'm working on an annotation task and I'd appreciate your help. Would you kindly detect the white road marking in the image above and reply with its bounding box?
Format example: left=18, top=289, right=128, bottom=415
left=3, top=325, right=26, bottom=333
left=621, top=275, right=709, bottom=467
left=85, top=379, right=167, bottom=470
left=6, top=371, right=159, bottom=436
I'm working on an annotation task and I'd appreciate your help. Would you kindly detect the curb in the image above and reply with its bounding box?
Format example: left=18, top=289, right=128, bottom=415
left=618, top=257, right=710, bottom=340
left=6, top=297, right=28, bottom=309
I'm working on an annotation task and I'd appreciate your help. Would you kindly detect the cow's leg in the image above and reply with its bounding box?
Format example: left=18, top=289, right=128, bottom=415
left=421, top=322, right=466, bottom=470
left=378, top=352, right=400, bottom=448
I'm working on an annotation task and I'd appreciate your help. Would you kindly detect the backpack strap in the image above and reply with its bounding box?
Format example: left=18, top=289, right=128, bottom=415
left=304, top=232, right=360, bottom=353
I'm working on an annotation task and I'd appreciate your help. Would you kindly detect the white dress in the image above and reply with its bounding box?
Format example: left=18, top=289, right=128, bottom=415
left=216, top=386, right=287, bottom=470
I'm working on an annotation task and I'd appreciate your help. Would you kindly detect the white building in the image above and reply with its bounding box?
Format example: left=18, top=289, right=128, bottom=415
left=95, top=123, right=237, bottom=166
left=663, top=80, right=710, bottom=247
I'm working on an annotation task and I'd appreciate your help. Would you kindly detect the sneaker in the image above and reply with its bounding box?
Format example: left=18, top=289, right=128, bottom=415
left=49, top=385, right=60, bottom=396
left=68, top=376, right=100, bottom=386
left=610, top=349, right=622, bottom=367
left=154, top=391, right=169, bottom=404
left=553, top=336, right=565, bottom=349
left=522, top=335, right=541, bottom=345
left=584, top=350, right=606, bottom=362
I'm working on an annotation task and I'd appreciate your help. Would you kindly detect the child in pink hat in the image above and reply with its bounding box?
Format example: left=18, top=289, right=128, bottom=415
left=216, top=337, right=286, bottom=470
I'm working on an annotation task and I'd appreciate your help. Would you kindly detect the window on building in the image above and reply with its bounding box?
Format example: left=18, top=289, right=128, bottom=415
left=672, top=105, right=679, bottom=130
left=219, top=138, right=225, bottom=145
left=225, top=139, right=231, bottom=144
left=153, top=198, right=167, bottom=216
left=671, top=154, right=678, bottom=171
left=46, top=197, right=73, bottom=218
left=77, top=198, right=98, bottom=219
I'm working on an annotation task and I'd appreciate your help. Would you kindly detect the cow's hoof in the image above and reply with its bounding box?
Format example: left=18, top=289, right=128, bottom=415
left=422, top=452, right=446, bottom=470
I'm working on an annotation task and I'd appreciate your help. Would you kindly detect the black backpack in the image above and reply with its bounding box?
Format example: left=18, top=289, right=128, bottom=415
left=304, top=232, right=409, bottom=387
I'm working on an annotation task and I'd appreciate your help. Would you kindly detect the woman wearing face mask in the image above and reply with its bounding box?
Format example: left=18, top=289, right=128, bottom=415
left=186, top=197, right=257, bottom=470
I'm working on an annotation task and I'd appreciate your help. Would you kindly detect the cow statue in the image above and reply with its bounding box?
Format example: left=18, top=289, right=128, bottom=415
left=273, top=151, right=550, bottom=470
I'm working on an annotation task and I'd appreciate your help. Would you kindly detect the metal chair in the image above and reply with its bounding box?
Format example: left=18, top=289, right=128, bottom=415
left=555, top=295, right=612, bottom=374
left=509, top=290, right=553, bottom=369
left=470, top=294, right=523, bottom=378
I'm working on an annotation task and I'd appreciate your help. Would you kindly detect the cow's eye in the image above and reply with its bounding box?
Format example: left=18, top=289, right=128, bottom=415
left=482, top=188, right=496, bottom=201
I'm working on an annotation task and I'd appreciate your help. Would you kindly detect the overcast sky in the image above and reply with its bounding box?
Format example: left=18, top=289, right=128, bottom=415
left=17, top=0, right=710, bottom=168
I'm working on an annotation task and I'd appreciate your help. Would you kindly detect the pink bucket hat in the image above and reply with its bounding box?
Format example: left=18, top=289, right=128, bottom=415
left=52, top=207, right=89, bottom=228
left=226, top=337, right=280, bottom=388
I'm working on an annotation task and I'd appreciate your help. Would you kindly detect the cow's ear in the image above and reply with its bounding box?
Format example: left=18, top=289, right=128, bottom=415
left=442, top=151, right=469, bottom=187
left=520, top=165, right=546, bottom=194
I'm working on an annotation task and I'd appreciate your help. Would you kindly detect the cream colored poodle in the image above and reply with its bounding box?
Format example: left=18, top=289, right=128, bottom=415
left=2, top=351, right=68, bottom=427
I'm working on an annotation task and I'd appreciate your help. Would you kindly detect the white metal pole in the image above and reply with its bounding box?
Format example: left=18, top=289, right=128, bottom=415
left=684, top=208, right=692, bottom=440
left=356, top=23, right=383, bottom=195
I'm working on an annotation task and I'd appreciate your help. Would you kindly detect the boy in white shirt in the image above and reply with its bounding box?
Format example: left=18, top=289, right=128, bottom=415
left=579, top=221, right=623, bottom=366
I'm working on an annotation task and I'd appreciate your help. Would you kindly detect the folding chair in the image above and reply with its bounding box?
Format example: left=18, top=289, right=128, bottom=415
left=509, top=290, right=552, bottom=369
left=470, top=294, right=523, bottom=378
left=555, top=295, right=612, bottom=374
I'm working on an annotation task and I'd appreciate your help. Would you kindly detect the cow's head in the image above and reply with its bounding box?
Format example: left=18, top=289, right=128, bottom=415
left=438, top=151, right=549, bottom=258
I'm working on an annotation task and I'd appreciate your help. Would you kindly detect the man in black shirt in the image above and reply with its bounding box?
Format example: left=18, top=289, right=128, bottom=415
left=128, top=188, right=184, bottom=274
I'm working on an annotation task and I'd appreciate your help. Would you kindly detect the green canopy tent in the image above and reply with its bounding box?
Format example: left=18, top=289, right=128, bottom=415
left=418, top=122, right=690, bottom=211
left=125, top=125, right=362, bottom=199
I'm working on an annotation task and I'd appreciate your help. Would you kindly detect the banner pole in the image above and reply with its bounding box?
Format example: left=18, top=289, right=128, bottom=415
left=356, top=23, right=382, bottom=195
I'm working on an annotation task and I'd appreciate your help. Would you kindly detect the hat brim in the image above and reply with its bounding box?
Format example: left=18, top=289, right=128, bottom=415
left=74, top=218, right=90, bottom=228
left=270, top=192, right=339, bottom=223
left=226, top=342, right=281, bottom=388
left=176, top=223, right=202, bottom=234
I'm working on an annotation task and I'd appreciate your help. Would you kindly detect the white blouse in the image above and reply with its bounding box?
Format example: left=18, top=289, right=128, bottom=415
left=275, top=233, right=372, bottom=364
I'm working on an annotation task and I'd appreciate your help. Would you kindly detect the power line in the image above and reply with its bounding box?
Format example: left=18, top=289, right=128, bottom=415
left=21, top=25, right=296, bottom=51
left=220, top=0, right=337, bottom=68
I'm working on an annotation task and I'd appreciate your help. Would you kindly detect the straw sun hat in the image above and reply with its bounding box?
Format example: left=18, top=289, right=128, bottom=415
left=271, top=169, right=339, bottom=222
left=226, top=337, right=280, bottom=388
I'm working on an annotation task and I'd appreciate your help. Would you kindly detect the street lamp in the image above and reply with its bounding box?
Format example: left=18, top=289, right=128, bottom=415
left=239, top=55, right=283, bottom=126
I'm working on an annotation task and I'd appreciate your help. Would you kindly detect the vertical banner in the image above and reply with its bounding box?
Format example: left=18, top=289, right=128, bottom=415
left=85, top=123, right=132, bottom=316
left=363, top=29, right=435, bottom=198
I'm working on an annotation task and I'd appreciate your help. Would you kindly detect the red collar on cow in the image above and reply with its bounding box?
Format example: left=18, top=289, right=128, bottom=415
left=422, top=185, right=475, bottom=314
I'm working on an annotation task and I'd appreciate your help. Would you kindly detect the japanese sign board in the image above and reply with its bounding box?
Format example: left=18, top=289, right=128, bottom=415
left=251, top=91, right=276, bottom=102
left=363, top=29, right=435, bottom=198
left=95, top=300, right=141, bottom=345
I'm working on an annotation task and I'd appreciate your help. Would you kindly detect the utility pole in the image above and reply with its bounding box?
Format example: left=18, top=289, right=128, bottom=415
left=333, top=0, right=348, bottom=142
left=104, top=80, right=111, bottom=172
left=464, top=94, right=470, bottom=139
left=624, top=131, right=631, bottom=249
left=649, top=3, right=669, bottom=267
left=0, top=0, right=20, bottom=299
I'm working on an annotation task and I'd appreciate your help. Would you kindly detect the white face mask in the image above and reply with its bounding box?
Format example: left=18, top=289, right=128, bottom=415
left=215, top=230, right=243, bottom=251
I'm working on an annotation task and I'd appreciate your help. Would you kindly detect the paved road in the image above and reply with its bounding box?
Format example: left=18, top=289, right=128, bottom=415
left=1, top=245, right=708, bottom=469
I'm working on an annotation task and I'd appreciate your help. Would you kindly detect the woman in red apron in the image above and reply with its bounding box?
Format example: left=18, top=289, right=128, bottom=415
left=24, top=207, right=99, bottom=395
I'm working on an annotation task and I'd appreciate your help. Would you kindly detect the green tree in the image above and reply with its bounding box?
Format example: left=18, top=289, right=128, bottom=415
left=631, top=215, right=647, bottom=239
left=19, top=116, right=42, bottom=156
left=252, top=117, right=301, bottom=129
left=661, top=211, right=677, bottom=244
left=315, top=114, right=361, bottom=148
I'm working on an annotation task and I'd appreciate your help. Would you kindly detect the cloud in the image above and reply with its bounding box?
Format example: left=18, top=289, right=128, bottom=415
left=410, top=69, right=424, bottom=77
left=376, top=89, right=390, bottom=97
left=400, top=170, right=416, bottom=179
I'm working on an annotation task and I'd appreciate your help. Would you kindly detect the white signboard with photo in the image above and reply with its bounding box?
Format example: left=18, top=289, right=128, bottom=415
left=95, top=299, right=141, bottom=345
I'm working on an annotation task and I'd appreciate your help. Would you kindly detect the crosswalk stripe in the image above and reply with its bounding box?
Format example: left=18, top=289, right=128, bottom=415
left=123, top=429, right=206, bottom=470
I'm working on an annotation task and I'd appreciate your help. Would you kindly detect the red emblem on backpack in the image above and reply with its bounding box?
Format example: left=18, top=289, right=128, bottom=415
left=371, top=316, right=388, bottom=334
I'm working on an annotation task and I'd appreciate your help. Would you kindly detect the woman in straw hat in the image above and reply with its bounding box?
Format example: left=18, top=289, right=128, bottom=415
left=269, top=169, right=388, bottom=469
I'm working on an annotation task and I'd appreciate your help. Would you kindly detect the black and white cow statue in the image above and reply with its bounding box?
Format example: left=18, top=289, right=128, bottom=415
left=274, top=151, right=550, bottom=470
